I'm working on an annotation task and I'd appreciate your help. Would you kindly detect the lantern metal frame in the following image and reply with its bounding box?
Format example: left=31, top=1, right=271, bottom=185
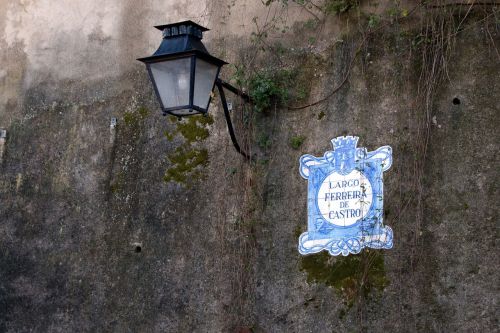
left=138, top=20, right=252, bottom=160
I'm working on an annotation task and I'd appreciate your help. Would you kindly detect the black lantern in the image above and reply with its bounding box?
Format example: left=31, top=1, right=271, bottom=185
left=138, top=21, right=253, bottom=160
left=137, top=21, right=227, bottom=117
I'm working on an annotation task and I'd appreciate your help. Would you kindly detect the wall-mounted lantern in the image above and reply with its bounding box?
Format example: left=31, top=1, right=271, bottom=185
left=138, top=20, right=251, bottom=159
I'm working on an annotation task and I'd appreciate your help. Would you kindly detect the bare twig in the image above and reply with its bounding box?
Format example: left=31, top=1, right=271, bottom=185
left=455, top=0, right=476, bottom=35
left=482, top=6, right=500, bottom=60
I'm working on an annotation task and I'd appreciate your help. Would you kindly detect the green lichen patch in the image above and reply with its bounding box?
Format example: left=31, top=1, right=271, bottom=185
left=300, top=250, right=388, bottom=307
left=324, top=0, right=358, bottom=15
left=164, top=114, right=214, bottom=186
left=166, top=114, right=214, bottom=144
left=123, top=107, right=150, bottom=126
left=290, top=135, right=306, bottom=149
left=105, top=106, right=151, bottom=196
left=164, top=147, right=208, bottom=185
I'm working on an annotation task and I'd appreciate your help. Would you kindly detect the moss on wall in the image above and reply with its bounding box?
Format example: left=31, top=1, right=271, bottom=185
left=165, top=114, right=214, bottom=143
left=300, top=250, right=388, bottom=307
left=164, top=114, right=214, bottom=186
left=164, top=147, right=208, bottom=185
left=123, top=106, right=150, bottom=127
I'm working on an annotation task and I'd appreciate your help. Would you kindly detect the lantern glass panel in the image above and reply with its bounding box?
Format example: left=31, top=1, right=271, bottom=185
left=193, top=59, right=219, bottom=109
left=149, top=57, right=191, bottom=109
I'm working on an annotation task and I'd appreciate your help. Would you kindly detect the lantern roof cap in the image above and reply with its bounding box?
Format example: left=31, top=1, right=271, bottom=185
left=154, top=21, right=209, bottom=40
left=137, top=20, right=226, bottom=65
left=154, top=20, right=209, bottom=32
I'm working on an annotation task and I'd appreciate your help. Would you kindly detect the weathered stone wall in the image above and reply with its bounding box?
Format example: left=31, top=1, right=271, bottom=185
left=0, top=1, right=498, bottom=332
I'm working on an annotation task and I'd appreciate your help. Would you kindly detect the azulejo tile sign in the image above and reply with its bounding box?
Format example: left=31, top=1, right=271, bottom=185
left=298, top=136, right=393, bottom=256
